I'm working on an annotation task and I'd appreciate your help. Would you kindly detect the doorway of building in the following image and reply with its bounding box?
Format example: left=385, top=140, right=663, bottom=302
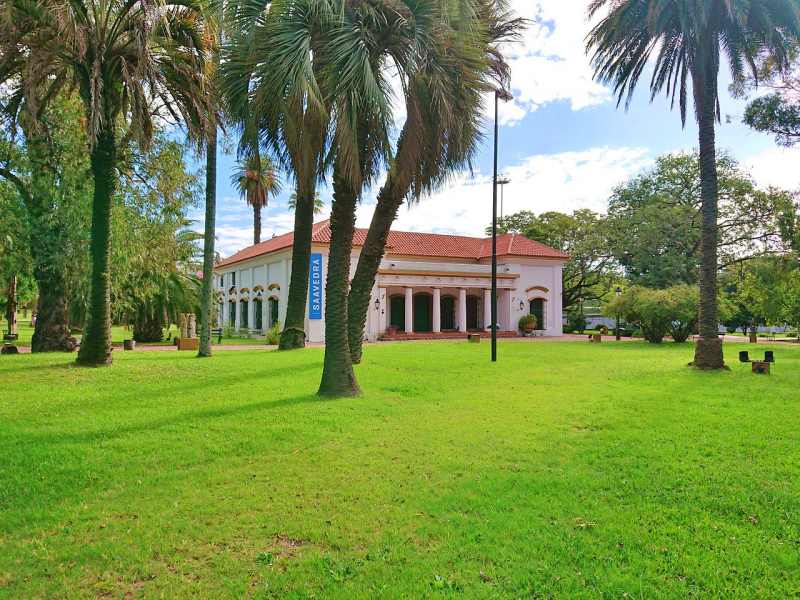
left=413, top=293, right=432, bottom=332
left=390, top=295, right=405, bottom=331
left=466, top=295, right=480, bottom=330
left=529, top=298, right=545, bottom=330
left=441, top=296, right=456, bottom=330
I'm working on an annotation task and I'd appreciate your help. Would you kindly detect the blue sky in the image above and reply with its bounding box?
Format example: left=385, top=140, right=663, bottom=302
left=198, top=0, right=800, bottom=257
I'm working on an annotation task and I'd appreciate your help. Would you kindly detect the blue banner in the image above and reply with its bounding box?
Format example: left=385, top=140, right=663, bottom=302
left=309, top=253, right=323, bottom=320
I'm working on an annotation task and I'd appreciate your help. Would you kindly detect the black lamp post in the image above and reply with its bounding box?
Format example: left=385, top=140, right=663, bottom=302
left=492, top=88, right=512, bottom=363
left=615, top=286, right=622, bottom=341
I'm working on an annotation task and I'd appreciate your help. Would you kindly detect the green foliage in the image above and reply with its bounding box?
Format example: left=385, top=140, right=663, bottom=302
left=607, top=152, right=795, bottom=287
left=744, top=93, right=800, bottom=146
left=606, top=285, right=702, bottom=344
left=563, top=310, right=587, bottom=334
left=494, top=209, right=614, bottom=309
left=265, top=323, right=281, bottom=345
left=518, top=314, right=537, bottom=331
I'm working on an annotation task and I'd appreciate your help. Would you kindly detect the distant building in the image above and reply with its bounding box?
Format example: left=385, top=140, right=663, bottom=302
left=214, top=220, right=568, bottom=343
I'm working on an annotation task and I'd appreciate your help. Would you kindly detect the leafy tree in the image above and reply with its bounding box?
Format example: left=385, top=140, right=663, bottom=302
left=232, top=151, right=281, bottom=244
left=607, top=153, right=794, bottom=288
left=737, top=45, right=800, bottom=146
left=0, top=93, right=91, bottom=351
left=587, top=0, right=800, bottom=368
left=1, top=0, right=214, bottom=365
left=605, top=285, right=703, bottom=344
left=494, top=209, right=614, bottom=310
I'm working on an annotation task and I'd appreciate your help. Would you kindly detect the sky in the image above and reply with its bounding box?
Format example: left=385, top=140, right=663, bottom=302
left=199, top=0, right=800, bottom=258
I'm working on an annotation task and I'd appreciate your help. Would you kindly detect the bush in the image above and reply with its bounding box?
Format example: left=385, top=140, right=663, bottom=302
left=605, top=285, right=700, bottom=344
left=265, top=323, right=281, bottom=345
left=518, top=314, right=538, bottom=332
left=564, top=311, right=587, bottom=334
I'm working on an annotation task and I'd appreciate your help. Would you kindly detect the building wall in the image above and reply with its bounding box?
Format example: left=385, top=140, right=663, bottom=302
left=215, top=248, right=565, bottom=343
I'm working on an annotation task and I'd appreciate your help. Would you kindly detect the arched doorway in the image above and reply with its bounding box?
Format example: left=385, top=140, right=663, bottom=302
left=240, top=300, right=249, bottom=329
left=253, top=299, right=263, bottom=330
left=268, top=297, right=279, bottom=328
left=389, top=295, right=405, bottom=331
left=228, top=301, right=236, bottom=325
left=413, top=293, right=433, bottom=333
left=466, top=296, right=480, bottom=330
left=441, top=296, right=456, bottom=330
left=529, top=298, right=545, bottom=330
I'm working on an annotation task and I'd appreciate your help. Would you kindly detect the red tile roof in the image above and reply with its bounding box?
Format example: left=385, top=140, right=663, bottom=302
left=216, top=220, right=568, bottom=268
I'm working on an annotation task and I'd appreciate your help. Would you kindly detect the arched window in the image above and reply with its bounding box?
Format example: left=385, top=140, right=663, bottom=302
left=253, top=299, right=263, bottom=330
left=529, top=298, right=545, bottom=330
left=268, top=297, right=279, bottom=327
left=240, top=300, right=249, bottom=329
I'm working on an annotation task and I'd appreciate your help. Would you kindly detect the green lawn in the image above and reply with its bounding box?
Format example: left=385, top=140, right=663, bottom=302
left=1, top=341, right=798, bottom=598
left=4, top=316, right=268, bottom=347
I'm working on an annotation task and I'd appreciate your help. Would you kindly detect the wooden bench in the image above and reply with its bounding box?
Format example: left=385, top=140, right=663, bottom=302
left=211, top=327, right=223, bottom=344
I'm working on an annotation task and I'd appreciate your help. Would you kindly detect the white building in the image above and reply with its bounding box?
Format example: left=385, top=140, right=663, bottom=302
left=214, top=220, right=568, bottom=342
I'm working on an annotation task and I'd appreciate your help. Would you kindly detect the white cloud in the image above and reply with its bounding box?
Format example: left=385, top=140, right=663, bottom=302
left=497, top=0, right=610, bottom=125
left=744, top=146, right=800, bottom=191
left=356, top=146, right=653, bottom=237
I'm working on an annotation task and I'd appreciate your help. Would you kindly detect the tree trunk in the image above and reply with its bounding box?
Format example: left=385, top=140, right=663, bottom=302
left=279, top=178, right=317, bottom=350
left=253, top=203, right=262, bottom=245
left=31, top=268, right=76, bottom=352
left=318, top=171, right=361, bottom=397
left=76, top=128, right=116, bottom=366
left=691, top=56, right=725, bottom=369
left=347, top=185, right=405, bottom=363
left=5, top=275, right=17, bottom=336
left=134, top=306, right=164, bottom=343
left=198, top=129, right=217, bottom=358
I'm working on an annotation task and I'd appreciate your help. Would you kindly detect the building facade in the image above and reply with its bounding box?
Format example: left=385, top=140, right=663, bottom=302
left=214, top=220, right=568, bottom=342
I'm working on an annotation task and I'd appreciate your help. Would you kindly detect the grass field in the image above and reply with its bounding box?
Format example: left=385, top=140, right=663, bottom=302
left=4, top=316, right=267, bottom=347
left=1, top=341, right=799, bottom=598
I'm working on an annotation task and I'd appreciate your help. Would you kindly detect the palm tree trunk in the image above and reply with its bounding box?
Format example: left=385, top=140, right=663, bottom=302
left=279, top=178, right=316, bottom=350
left=254, top=203, right=262, bottom=244
left=347, top=185, right=404, bottom=363
left=198, top=129, right=217, bottom=358
left=692, top=63, right=725, bottom=369
left=319, top=171, right=361, bottom=397
left=76, top=128, right=116, bottom=366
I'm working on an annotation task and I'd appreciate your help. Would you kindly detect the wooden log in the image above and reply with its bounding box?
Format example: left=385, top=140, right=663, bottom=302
left=752, top=361, right=770, bottom=375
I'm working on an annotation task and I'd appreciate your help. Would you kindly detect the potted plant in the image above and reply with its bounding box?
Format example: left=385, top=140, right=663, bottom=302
left=519, top=314, right=537, bottom=335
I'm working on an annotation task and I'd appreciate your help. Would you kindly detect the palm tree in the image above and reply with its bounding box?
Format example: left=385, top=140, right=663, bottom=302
left=221, top=0, right=333, bottom=351
left=287, top=192, right=324, bottom=215
left=1, top=0, right=215, bottom=365
left=586, top=0, right=800, bottom=369
left=346, top=0, right=523, bottom=364
left=232, top=151, right=281, bottom=244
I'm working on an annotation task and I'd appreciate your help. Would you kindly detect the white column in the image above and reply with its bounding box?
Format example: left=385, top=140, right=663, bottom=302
left=404, top=287, right=414, bottom=333
left=432, top=288, right=442, bottom=333
left=234, top=298, right=240, bottom=330
left=484, top=289, right=492, bottom=330
left=248, top=297, right=255, bottom=331
left=458, top=288, right=467, bottom=332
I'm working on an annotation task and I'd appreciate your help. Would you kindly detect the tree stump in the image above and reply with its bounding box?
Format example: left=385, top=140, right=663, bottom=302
left=752, top=361, right=770, bottom=375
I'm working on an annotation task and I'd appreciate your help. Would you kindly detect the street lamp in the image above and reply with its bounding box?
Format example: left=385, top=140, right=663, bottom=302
left=492, top=87, right=513, bottom=363
left=615, top=286, right=622, bottom=341
left=497, top=176, right=510, bottom=220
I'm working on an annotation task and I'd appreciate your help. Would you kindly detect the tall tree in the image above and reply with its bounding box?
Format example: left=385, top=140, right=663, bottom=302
left=232, top=151, right=281, bottom=244
left=0, top=94, right=91, bottom=352
left=346, top=0, right=522, bottom=364
left=494, top=209, right=614, bottom=310
left=587, top=0, right=800, bottom=369
left=606, top=152, right=794, bottom=288
left=1, top=0, right=214, bottom=365
left=222, top=0, right=333, bottom=351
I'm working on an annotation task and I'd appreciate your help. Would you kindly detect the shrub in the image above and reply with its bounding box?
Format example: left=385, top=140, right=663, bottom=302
left=265, top=323, right=281, bottom=345
left=518, top=314, right=537, bottom=332
left=605, top=286, right=695, bottom=344
left=564, top=311, right=587, bottom=334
